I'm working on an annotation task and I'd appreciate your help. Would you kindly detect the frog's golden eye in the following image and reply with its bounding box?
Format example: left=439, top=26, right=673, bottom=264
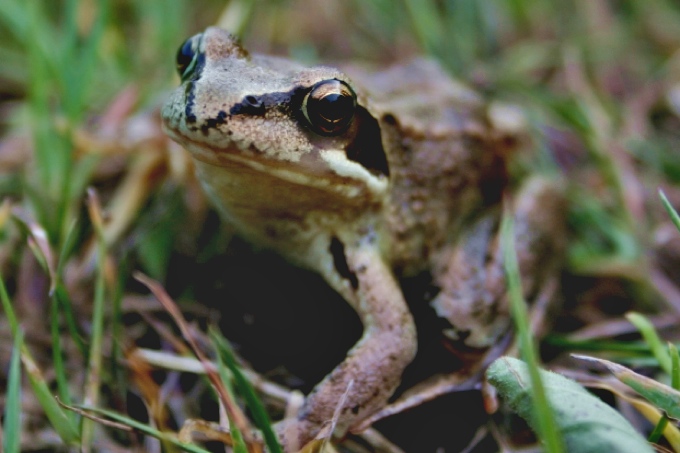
left=303, top=79, right=357, bottom=135
left=176, top=36, right=200, bottom=81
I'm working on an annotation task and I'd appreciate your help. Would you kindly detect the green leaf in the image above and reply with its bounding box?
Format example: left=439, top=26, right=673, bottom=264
left=487, top=357, right=654, bottom=453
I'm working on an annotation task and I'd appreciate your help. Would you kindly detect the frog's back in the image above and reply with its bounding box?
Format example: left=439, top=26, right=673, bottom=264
left=347, top=60, right=513, bottom=275
left=345, top=59, right=484, bottom=135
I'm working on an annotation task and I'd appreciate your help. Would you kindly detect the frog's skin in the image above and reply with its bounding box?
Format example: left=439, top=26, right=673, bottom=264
left=162, top=27, right=563, bottom=451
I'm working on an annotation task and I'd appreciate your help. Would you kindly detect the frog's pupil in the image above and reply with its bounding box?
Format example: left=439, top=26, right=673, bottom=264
left=305, top=80, right=356, bottom=135
left=317, top=93, right=353, bottom=122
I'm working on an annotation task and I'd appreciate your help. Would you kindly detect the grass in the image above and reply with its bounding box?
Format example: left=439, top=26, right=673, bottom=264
left=4, top=330, right=22, bottom=453
left=501, top=210, right=563, bottom=452
left=0, top=0, right=680, bottom=451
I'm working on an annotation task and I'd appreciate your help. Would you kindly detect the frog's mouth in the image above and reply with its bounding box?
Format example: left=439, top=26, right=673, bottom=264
left=177, top=135, right=389, bottom=201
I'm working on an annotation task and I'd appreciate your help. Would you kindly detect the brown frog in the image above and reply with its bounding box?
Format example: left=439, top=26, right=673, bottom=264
left=161, top=27, right=563, bottom=451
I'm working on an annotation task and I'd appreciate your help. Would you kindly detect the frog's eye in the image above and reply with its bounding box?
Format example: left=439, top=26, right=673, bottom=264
left=302, top=79, right=357, bottom=135
left=176, top=36, right=200, bottom=80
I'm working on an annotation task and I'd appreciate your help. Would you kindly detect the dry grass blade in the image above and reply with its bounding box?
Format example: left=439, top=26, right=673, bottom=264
left=312, top=380, right=353, bottom=453
left=100, top=150, right=165, bottom=248
left=81, top=188, right=110, bottom=451
left=178, top=419, right=234, bottom=445
left=353, top=368, right=482, bottom=432
left=575, top=376, right=680, bottom=451
left=10, top=210, right=57, bottom=293
left=133, top=271, right=261, bottom=451
left=65, top=405, right=214, bottom=453
left=133, top=347, right=293, bottom=407
left=126, top=346, right=172, bottom=436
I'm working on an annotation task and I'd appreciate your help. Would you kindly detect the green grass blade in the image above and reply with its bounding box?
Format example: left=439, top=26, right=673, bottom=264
left=25, top=363, right=81, bottom=445
left=108, top=269, right=127, bottom=414
left=81, top=190, right=110, bottom=448
left=501, top=209, right=564, bottom=452
left=648, top=416, right=669, bottom=444
left=73, top=406, right=212, bottom=453
left=0, top=276, right=80, bottom=444
left=3, top=330, right=23, bottom=453
left=402, top=0, right=443, bottom=55
left=50, top=292, right=74, bottom=418
left=50, top=220, right=85, bottom=409
left=215, top=352, right=248, bottom=453
left=670, top=343, right=679, bottom=390
left=649, top=343, right=680, bottom=443
left=659, top=189, right=680, bottom=233
left=545, top=335, right=654, bottom=354
left=0, top=276, right=19, bottom=336
left=0, top=0, right=28, bottom=38
left=626, top=312, right=672, bottom=374
left=62, top=0, right=110, bottom=121
left=209, top=327, right=283, bottom=453
left=576, top=355, right=680, bottom=420
left=54, top=284, right=87, bottom=357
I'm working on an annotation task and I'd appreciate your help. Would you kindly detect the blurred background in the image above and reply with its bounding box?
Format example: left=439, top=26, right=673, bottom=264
left=2, top=0, right=680, bottom=451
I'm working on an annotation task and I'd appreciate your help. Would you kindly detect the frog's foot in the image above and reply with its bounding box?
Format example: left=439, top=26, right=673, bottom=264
left=276, top=244, right=418, bottom=452
left=431, top=177, right=565, bottom=356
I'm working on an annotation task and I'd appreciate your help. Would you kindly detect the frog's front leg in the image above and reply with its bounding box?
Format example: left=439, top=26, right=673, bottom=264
left=278, top=239, right=417, bottom=451
left=431, top=177, right=564, bottom=357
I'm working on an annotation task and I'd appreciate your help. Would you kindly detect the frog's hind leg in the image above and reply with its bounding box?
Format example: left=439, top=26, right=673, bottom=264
left=430, top=177, right=565, bottom=362
left=277, top=241, right=417, bottom=451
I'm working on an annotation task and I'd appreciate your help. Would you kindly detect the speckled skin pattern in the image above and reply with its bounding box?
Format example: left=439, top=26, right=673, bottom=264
left=162, top=27, right=563, bottom=450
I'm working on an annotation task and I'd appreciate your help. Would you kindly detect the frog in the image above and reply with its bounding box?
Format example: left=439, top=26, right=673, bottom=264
left=161, top=26, right=564, bottom=451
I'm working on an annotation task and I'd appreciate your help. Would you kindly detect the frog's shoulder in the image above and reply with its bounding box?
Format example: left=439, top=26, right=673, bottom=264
left=343, top=58, right=486, bottom=137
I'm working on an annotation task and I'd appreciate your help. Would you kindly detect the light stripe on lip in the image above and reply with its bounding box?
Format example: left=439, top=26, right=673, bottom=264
left=182, top=138, right=381, bottom=200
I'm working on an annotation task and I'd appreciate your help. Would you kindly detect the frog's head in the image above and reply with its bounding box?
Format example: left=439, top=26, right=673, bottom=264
left=162, top=27, right=390, bottom=210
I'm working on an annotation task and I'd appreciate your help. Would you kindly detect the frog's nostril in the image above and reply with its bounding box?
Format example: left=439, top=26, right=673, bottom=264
left=245, top=95, right=262, bottom=107
left=382, top=113, right=397, bottom=125
left=231, top=95, right=265, bottom=115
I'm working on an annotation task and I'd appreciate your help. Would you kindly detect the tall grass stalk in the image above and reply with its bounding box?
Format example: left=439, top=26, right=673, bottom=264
left=501, top=209, right=564, bottom=453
